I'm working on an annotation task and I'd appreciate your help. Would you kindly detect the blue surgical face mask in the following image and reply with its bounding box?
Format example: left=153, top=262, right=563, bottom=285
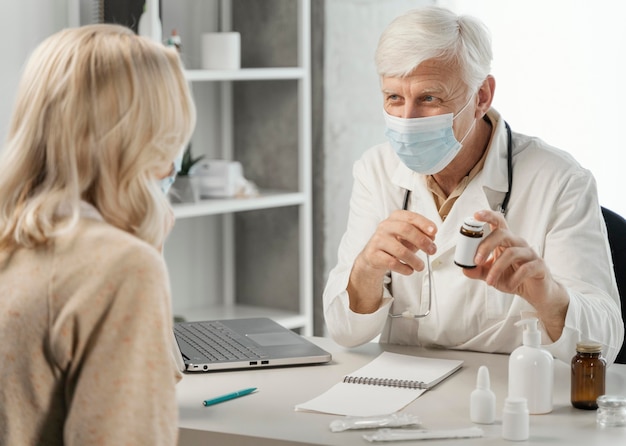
left=384, top=96, right=475, bottom=175
left=159, top=150, right=184, bottom=195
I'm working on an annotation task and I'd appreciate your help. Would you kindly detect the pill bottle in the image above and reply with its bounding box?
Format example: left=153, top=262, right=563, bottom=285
left=571, top=342, right=606, bottom=410
left=454, top=217, right=484, bottom=269
left=596, top=395, right=626, bottom=427
left=502, top=397, right=529, bottom=441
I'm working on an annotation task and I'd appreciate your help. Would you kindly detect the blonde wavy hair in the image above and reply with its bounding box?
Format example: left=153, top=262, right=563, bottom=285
left=0, top=23, right=196, bottom=250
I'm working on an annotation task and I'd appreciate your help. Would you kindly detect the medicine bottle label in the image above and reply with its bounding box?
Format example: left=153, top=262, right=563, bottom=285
left=454, top=217, right=484, bottom=268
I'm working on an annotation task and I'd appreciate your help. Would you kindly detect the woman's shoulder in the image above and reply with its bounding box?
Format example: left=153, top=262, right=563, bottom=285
left=63, top=217, right=165, bottom=274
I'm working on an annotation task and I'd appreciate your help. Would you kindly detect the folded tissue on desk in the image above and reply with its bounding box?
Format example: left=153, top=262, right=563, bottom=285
left=330, top=413, right=421, bottom=432
left=363, top=427, right=484, bottom=442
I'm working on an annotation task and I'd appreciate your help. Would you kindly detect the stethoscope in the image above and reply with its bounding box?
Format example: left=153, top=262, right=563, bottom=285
left=388, top=121, right=513, bottom=319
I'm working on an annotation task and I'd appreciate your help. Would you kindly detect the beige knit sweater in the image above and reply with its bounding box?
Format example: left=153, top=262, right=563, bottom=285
left=0, top=204, right=182, bottom=445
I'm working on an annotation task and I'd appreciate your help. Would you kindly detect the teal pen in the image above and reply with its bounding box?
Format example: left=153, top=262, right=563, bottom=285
left=202, top=387, right=257, bottom=407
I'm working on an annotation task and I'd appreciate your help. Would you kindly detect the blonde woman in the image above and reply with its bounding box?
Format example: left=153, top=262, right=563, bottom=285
left=0, top=24, right=195, bottom=445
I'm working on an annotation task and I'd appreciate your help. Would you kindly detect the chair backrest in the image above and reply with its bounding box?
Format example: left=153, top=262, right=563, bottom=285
left=601, top=206, right=626, bottom=364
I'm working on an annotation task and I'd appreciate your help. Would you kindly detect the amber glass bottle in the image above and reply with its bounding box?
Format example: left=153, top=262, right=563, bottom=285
left=571, top=342, right=606, bottom=410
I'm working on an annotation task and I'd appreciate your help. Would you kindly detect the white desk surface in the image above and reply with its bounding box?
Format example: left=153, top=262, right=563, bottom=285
left=177, top=337, right=626, bottom=445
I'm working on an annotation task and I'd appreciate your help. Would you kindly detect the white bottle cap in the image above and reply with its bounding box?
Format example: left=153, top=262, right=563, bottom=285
left=470, top=366, right=496, bottom=424
left=462, top=217, right=485, bottom=232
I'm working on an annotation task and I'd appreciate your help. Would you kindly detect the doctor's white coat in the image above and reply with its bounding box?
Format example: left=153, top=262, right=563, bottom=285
left=323, top=109, right=624, bottom=364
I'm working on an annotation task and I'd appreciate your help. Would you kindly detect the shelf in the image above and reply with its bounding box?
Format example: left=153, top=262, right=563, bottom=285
left=167, top=0, right=313, bottom=336
left=173, top=304, right=308, bottom=330
left=185, top=67, right=306, bottom=82
left=171, top=190, right=305, bottom=218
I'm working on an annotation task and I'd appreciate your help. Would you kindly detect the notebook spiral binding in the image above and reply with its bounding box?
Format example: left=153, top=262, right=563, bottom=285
left=343, top=376, right=427, bottom=389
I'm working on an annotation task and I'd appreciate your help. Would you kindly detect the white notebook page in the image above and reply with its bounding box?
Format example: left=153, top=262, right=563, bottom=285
left=295, top=351, right=463, bottom=417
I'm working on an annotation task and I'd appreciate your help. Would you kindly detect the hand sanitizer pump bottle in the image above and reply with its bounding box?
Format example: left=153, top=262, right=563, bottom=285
left=508, top=318, right=554, bottom=414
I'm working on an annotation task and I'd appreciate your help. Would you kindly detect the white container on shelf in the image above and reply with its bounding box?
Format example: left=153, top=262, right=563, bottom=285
left=190, top=160, right=244, bottom=198
left=138, top=0, right=162, bottom=43
left=201, top=32, right=241, bottom=70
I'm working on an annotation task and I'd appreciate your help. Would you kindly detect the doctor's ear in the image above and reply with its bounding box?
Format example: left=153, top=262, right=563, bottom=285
left=475, top=76, right=495, bottom=118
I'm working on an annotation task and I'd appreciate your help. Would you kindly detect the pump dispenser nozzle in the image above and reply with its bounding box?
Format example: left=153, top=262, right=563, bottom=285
left=515, top=318, right=541, bottom=347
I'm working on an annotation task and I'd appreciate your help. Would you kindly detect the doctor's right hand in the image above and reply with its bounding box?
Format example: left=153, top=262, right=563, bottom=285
left=347, top=210, right=437, bottom=314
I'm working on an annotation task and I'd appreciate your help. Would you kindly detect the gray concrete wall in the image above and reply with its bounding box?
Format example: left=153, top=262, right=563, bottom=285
left=231, top=0, right=300, bottom=313
left=319, top=0, right=432, bottom=333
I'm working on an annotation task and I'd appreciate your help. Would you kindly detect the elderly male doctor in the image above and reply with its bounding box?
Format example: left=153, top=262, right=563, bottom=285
left=323, top=6, right=624, bottom=364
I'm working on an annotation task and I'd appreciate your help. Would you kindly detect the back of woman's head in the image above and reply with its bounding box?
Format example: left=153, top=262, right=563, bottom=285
left=375, top=6, right=492, bottom=92
left=0, top=23, right=196, bottom=249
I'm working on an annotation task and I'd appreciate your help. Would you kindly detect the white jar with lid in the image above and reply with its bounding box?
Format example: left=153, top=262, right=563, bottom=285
left=502, top=397, right=529, bottom=441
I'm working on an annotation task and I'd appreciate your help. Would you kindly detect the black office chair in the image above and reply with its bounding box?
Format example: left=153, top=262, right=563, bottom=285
left=601, top=206, right=626, bottom=364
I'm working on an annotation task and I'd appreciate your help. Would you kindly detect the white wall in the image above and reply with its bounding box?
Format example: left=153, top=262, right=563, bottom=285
left=0, top=0, right=71, bottom=143
left=323, top=0, right=432, bottom=281
left=439, top=0, right=626, bottom=217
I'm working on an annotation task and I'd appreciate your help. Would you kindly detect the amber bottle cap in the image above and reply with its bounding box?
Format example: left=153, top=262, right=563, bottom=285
left=575, top=342, right=603, bottom=353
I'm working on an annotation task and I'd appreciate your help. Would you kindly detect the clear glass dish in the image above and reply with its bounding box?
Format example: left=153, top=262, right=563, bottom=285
left=596, top=395, right=626, bottom=427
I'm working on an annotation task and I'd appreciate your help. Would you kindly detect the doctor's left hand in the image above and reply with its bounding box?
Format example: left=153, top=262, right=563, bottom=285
left=463, top=209, right=569, bottom=341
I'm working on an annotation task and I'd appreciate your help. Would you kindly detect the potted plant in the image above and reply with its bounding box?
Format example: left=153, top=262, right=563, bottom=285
left=170, top=144, right=205, bottom=203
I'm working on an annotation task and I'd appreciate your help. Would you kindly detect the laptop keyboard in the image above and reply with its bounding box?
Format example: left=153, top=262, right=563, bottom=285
left=175, top=321, right=267, bottom=361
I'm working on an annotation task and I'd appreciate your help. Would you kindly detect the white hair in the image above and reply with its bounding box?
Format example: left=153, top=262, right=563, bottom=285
left=375, top=6, right=493, bottom=92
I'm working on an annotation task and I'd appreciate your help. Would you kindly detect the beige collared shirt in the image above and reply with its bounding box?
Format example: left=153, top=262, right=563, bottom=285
left=426, top=147, right=489, bottom=221
left=427, top=118, right=493, bottom=220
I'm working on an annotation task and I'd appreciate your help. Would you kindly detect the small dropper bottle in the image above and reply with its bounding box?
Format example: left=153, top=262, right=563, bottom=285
left=470, top=365, right=496, bottom=424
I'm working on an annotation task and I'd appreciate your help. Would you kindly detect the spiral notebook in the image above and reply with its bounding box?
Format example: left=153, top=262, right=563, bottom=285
left=295, top=351, right=463, bottom=417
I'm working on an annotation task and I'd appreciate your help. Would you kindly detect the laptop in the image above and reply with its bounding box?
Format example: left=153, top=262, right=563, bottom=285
left=173, top=317, right=332, bottom=372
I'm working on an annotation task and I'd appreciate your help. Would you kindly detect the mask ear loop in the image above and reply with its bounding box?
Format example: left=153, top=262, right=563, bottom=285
left=388, top=189, right=432, bottom=319
left=453, top=93, right=478, bottom=145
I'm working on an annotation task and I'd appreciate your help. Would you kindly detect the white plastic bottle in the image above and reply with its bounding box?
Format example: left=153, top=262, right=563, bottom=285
left=508, top=318, right=554, bottom=414
left=470, top=365, right=496, bottom=424
left=138, top=0, right=162, bottom=43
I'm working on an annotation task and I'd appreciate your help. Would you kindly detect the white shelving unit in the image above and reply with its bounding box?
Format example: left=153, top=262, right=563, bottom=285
left=184, top=67, right=306, bottom=82
left=170, top=0, right=313, bottom=335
